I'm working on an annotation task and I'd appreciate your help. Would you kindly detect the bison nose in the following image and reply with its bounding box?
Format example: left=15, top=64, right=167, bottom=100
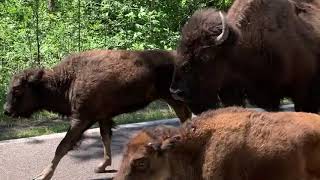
left=170, top=88, right=187, bottom=101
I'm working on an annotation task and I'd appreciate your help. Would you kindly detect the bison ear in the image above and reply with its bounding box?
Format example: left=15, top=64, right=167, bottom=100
left=160, top=135, right=182, bottom=151
left=28, top=69, right=45, bottom=84
left=145, top=142, right=161, bottom=153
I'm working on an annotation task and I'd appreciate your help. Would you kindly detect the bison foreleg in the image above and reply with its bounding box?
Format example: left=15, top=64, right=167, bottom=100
left=292, top=85, right=318, bottom=113
left=94, top=120, right=113, bottom=173
left=33, top=119, right=93, bottom=180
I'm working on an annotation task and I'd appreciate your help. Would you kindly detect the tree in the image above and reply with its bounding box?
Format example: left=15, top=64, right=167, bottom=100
left=48, top=0, right=57, bottom=12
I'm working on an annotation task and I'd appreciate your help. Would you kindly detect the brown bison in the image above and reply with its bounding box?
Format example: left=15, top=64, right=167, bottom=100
left=170, top=0, right=320, bottom=113
left=3, top=49, right=192, bottom=180
left=115, top=107, right=320, bottom=180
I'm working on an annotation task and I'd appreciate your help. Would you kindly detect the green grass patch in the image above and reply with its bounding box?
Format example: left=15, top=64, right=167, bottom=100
left=0, top=121, right=70, bottom=141
left=0, top=99, right=294, bottom=141
left=0, top=101, right=177, bottom=141
left=115, top=109, right=176, bottom=124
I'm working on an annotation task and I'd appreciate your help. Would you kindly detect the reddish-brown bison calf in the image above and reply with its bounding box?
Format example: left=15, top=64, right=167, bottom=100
left=3, top=49, right=192, bottom=180
left=116, top=107, right=320, bottom=180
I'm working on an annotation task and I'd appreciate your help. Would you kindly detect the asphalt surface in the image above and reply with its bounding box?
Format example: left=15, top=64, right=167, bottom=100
left=0, top=104, right=295, bottom=180
left=0, top=119, right=180, bottom=180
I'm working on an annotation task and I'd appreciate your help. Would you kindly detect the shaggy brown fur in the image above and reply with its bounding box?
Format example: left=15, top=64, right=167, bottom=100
left=115, top=107, right=320, bottom=180
left=3, top=49, right=192, bottom=180
left=170, top=0, right=320, bottom=113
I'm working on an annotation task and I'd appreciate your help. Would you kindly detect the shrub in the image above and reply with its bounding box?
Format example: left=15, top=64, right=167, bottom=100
left=0, top=0, right=232, bottom=120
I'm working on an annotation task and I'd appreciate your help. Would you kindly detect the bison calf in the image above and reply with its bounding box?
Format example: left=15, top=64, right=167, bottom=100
left=116, top=107, right=320, bottom=180
left=3, top=49, right=191, bottom=180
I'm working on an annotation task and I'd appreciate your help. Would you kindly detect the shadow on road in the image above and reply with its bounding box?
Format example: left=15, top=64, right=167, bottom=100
left=69, top=127, right=141, bottom=161
left=90, top=178, right=113, bottom=180
left=26, top=138, right=45, bottom=144
left=69, top=120, right=181, bottom=163
left=99, top=169, right=118, bottom=173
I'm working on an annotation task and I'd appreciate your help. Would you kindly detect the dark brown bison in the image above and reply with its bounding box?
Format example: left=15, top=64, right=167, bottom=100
left=170, top=0, right=320, bottom=113
left=115, top=107, right=320, bottom=180
left=3, top=49, right=192, bottom=180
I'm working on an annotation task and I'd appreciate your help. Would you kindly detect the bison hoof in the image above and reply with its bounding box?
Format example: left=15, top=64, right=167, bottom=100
left=33, top=166, right=54, bottom=180
left=94, top=159, right=111, bottom=173
left=94, top=167, right=106, bottom=173
left=33, top=173, right=53, bottom=180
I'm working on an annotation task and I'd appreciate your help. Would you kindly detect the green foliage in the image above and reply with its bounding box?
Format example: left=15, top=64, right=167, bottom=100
left=0, top=0, right=232, bottom=120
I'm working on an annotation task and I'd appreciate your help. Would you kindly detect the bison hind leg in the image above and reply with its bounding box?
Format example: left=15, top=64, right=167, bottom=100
left=33, top=118, right=95, bottom=180
left=94, top=119, right=114, bottom=173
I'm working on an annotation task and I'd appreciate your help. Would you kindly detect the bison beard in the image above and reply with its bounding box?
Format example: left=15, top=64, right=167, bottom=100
left=115, top=107, right=320, bottom=180
left=3, top=49, right=192, bottom=180
left=171, top=0, right=320, bottom=113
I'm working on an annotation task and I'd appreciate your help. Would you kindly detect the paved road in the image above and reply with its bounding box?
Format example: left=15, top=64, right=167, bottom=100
left=0, top=119, right=180, bottom=180
left=0, top=104, right=294, bottom=180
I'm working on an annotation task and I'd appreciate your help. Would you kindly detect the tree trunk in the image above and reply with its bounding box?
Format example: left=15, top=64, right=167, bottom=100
left=48, top=0, right=56, bottom=12
left=35, top=0, right=41, bottom=66
left=78, top=0, right=81, bottom=52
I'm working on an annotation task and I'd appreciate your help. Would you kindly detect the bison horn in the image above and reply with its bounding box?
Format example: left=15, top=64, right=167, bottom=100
left=215, top=11, right=229, bottom=45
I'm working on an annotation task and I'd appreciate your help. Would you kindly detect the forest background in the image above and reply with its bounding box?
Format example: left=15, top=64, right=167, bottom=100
left=0, top=0, right=231, bottom=140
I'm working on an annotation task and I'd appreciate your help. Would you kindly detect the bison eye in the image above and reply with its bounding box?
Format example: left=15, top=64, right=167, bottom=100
left=132, top=157, right=149, bottom=171
left=181, top=62, right=192, bottom=73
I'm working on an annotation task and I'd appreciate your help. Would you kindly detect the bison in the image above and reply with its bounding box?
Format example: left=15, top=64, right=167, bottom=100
left=170, top=0, right=320, bottom=113
left=115, top=107, right=320, bottom=180
left=3, top=49, right=192, bottom=180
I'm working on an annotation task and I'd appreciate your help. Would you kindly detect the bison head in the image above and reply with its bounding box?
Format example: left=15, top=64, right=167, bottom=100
left=170, top=9, right=237, bottom=114
left=115, top=126, right=182, bottom=180
left=3, top=68, right=45, bottom=118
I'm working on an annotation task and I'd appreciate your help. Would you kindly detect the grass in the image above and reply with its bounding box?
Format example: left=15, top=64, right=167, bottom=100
left=0, top=99, right=294, bottom=141
left=0, top=101, right=176, bottom=141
